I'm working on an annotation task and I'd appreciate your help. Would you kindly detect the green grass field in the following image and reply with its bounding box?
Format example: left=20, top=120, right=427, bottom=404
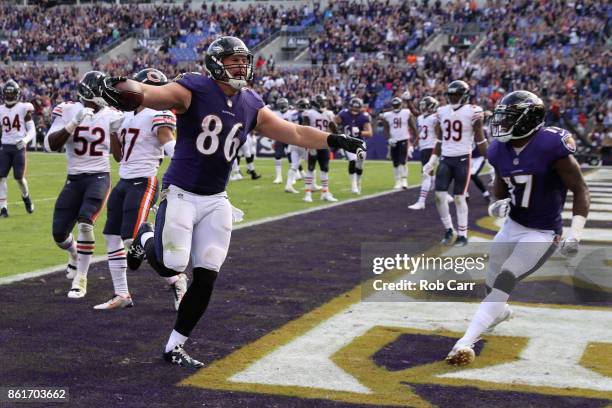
left=0, top=153, right=423, bottom=277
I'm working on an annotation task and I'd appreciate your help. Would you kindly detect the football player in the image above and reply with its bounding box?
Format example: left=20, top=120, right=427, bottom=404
left=45, top=71, right=124, bottom=298
left=100, top=36, right=365, bottom=367
left=446, top=90, right=590, bottom=366
left=381, top=97, right=417, bottom=191
left=0, top=80, right=36, bottom=217
left=284, top=98, right=308, bottom=194
left=272, top=98, right=289, bottom=184
left=409, top=96, right=439, bottom=209
left=423, top=80, right=487, bottom=246
left=302, top=94, right=337, bottom=202
left=335, top=97, right=373, bottom=194
left=230, top=132, right=261, bottom=180
left=94, top=68, right=178, bottom=311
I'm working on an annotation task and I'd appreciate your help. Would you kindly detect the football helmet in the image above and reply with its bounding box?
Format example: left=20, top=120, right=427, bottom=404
left=276, top=97, right=289, bottom=113
left=490, top=90, right=545, bottom=143
left=401, top=90, right=411, bottom=101
left=78, top=71, right=108, bottom=107
left=446, top=80, right=470, bottom=108
left=296, top=98, right=310, bottom=112
left=349, top=97, right=363, bottom=113
left=311, top=94, right=328, bottom=112
left=391, top=97, right=402, bottom=112
left=3, top=80, right=20, bottom=105
left=133, top=68, right=168, bottom=86
left=419, top=96, right=439, bottom=115
left=204, top=36, right=253, bottom=91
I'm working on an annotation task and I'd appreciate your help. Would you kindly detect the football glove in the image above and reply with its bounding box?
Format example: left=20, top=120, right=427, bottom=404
left=408, top=145, right=414, bottom=159
left=100, top=76, right=128, bottom=109
left=422, top=154, right=439, bottom=175
left=327, top=133, right=366, bottom=155
left=15, top=139, right=25, bottom=150
left=387, top=139, right=396, bottom=147
left=559, top=237, right=579, bottom=258
left=488, top=198, right=511, bottom=219
left=65, top=107, right=94, bottom=134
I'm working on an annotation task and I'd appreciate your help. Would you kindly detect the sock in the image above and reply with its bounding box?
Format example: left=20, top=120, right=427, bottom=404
left=455, top=194, right=468, bottom=237
left=0, top=177, right=6, bottom=208
left=246, top=162, right=255, bottom=172
left=232, top=160, right=239, bottom=174
left=435, top=192, right=453, bottom=230
left=140, top=231, right=154, bottom=248
left=285, top=168, right=295, bottom=188
left=76, top=222, right=95, bottom=276
left=320, top=171, right=329, bottom=193
left=165, top=329, right=188, bottom=353
left=393, top=166, right=400, bottom=181
left=171, top=268, right=218, bottom=347
left=458, top=289, right=509, bottom=346
left=400, top=164, right=408, bottom=180
left=275, top=159, right=282, bottom=178
left=16, top=178, right=29, bottom=198
left=304, top=170, right=314, bottom=192
left=57, top=233, right=78, bottom=260
left=420, top=174, right=432, bottom=203
left=104, top=234, right=128, bottom=296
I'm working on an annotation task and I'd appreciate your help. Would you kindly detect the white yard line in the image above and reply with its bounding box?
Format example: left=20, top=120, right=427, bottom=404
left=0, top=187, right=411, bottom=285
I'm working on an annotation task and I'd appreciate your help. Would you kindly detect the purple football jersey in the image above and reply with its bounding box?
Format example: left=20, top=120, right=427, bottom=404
left=338, top=109, right=370, bottom=138
left=163, top=74, right=264, bottom=194
left=487, top=126, right=576, bottom=233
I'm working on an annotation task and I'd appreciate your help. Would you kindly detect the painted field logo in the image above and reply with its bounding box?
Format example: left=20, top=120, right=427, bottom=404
left=182, top=290, right=612, bottom=407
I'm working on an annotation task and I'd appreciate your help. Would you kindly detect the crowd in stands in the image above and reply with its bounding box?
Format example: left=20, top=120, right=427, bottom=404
left=0, top=2, right=310, bottom=62
left=0, top=0, right=609, bottom=150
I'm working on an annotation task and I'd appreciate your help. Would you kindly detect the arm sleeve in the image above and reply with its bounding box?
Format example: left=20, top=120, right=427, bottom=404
left=23, top=120, right=36, bottom=144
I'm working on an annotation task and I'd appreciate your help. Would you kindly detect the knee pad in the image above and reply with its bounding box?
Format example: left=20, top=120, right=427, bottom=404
left=454, top=194, right=467, bottom=207
left=348, top=160, right=356, bottom=174
left=493, top=270, right=516, bottom=294
left=192, top=267, right=218, bottom=287
left=197, top=245, right=228, bottom=272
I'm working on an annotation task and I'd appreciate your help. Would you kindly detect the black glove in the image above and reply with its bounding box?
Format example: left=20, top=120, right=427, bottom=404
left=99, top=76, right=128, bottom=109
left=327, top=133, right=366, bottom=157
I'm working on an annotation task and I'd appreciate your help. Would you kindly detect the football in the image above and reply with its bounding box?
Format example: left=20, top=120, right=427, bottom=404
left=114, top=80, right=144, bottom=111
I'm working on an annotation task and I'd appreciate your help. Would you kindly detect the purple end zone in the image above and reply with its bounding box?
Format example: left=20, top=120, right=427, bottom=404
left=372, top=334, right=486, bottom=371
left=0, top=184, right=610, bottom=407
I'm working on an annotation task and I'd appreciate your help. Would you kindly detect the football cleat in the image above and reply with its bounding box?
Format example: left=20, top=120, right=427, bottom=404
left=93, top=294, right=134, bottom=310
left=441, top=228, right=456, bottom=245
left=401, top=179, right=408, bottom=190
left=303, top=192, right=313, bottom=203
left=446, top=344, right=476, bottom=366
left=483, top=305, right=513, bottom=334
left=408, top=201, right=425, bottom=210
left=273, top=176, right=282, bottom=184
left=127, top=222, right=153, bottom=271
left=454, top=236, right=468, bottom=247
left=230, top=172, right=243, bottom=181
left=171, top=274, right=188, bottom=311
left=163, top=344, right=204, bottom=368
left=285, top=185, right=299, bottom=194
left=22, top=196, right=34, bottom=213
left=67, top=273, right=87, bottom=299
left=393, top=180, right=402, bottom=190
left=247, top=169, right=261, bottom=180
left=0, top=207, right=8, bottom=217
left=321, top=192, right=338, bottom=202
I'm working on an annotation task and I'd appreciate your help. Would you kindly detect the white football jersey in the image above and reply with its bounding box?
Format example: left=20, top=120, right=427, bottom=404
left=303, top=109, right=335, bottom=131
left=282, top=109, right=299, bottom=123
left=417, top=113, right=439, bottom=150
left=46, top=102, right=124, bottom=175
left=0, top=102, right=34, bottom=144
left=381, top=109, right=412, bottom=142
left=436, top=104, right=484, bottom=157
left=118, top=108, right=176, bottom=179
